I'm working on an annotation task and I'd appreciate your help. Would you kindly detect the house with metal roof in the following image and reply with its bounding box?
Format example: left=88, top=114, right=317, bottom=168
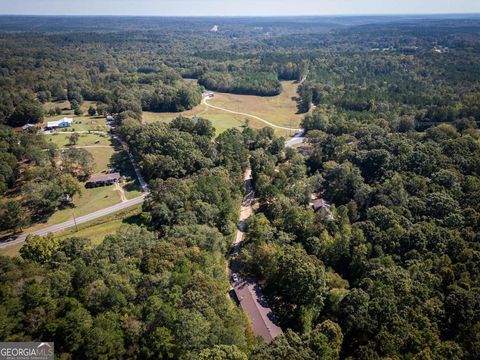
left=47, top=117, right=73, bottom=129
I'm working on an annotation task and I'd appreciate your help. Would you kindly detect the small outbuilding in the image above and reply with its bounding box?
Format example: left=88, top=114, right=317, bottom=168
left=22, top=123, right=36, bottom=131
left=86, top=172, right=120, bottom=188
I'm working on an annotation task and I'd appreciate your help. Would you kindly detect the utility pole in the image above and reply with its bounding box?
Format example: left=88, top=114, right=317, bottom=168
left=72, top=209, right=79, bottom=232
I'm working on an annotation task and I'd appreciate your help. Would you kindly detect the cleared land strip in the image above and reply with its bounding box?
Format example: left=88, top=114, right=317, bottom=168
left=203, top=97, right=302, bottom=132
left=0, top=194, right=147, bottom=249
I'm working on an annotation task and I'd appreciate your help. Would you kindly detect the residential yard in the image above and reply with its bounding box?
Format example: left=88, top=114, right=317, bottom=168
left=46, top=133, right=112, bottom=147
left=143, top=80, right=303, bottom=137
left=43, top=100, right=109, bottom=131
left=25, top=183, right=122, bottom=233
left=20, top=134, right=143, bottom=233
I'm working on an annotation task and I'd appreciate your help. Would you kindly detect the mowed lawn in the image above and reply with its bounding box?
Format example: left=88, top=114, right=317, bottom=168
left=143, top=81, right=303, bottom=137
left=55, top=204, right=143, bottom=246
left=25, top=146, right=120, bottom=233
left=46, top=133, right=112, bottom=147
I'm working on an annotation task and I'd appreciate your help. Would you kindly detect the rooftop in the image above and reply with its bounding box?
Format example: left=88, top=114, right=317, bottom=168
left=47, top=117, right=73, bottom=127
left=313, top=198, right=329, bottom=210
left=87, top=172, right=120, bottom=183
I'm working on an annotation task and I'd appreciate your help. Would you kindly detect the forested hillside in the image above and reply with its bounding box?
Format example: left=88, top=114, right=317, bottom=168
left=0, top=15, right=479, bottom=360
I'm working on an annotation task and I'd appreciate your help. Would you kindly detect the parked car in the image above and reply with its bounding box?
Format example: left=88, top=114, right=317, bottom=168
left=232, top=273, right=239, bottom=283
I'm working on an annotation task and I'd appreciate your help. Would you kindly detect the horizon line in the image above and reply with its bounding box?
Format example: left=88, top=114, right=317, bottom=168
left=0, top=12, right=479, bottom=18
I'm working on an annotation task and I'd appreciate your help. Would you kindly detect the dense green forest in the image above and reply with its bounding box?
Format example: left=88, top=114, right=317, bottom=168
left=1, top=15, right=480, bottom=360
left=241, top=113, right=480, bottom=359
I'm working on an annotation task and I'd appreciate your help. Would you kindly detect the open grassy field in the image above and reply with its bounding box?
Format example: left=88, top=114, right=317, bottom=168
left=44, top=100, right=98, bottom=113
left=55, top=204, right=143, bottom=245
left=143, top=80, right=303, bottom=137
left=209, top=81, right=303, bottom=128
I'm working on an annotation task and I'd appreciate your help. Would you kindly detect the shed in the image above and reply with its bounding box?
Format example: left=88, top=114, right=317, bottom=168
left=22, top=123, right=36, bottom=130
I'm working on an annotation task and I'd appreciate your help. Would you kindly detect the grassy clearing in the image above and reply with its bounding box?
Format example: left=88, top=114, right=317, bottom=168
left=143, top=80, right=302, bottom=137
left=0, top=205, right=143, bottom=257
left=46, top=133, right=112, bottom=147
left=44, top=100, right=98, bottom=113
left=26, top=182, right=121, bottom=233
left=0, top=243, right=23, bottom=258
left=87, top=146, right=116, bottom=173
left=59, top=220, right=125, bottom=246
left=44, top=116, right=108, bottom=132
left=144, top=105, right=247, bottom=136
left=56, top=204, right=143, bottom=245
left=209, top=80, right=303, bottom=128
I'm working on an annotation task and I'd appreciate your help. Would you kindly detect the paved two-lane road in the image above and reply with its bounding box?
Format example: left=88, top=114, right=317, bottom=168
left=2, top=115, right=301, bottom=251
left=0, top=194, right=147, bottom=249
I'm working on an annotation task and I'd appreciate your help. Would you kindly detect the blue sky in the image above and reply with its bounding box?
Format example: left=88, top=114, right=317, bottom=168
left=1, top=0, right=479, bottom=16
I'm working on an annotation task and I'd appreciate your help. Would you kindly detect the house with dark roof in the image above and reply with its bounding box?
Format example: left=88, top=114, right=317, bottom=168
left=311, top=197, right=334, bottom=221
left=85, top=173, right=120, bottom=188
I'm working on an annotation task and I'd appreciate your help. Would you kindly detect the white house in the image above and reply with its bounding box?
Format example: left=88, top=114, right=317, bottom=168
left=47, top=117, right=73, bottom=129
